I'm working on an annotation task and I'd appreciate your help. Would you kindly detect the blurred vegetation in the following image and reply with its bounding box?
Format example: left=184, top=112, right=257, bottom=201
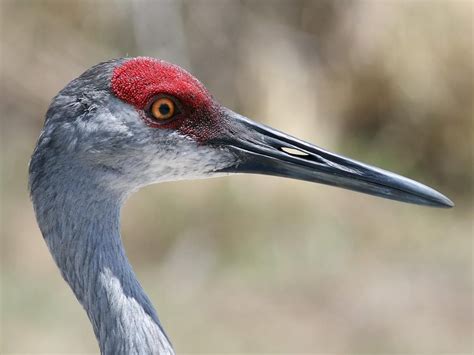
left=1, top=0, right=472, bottom=353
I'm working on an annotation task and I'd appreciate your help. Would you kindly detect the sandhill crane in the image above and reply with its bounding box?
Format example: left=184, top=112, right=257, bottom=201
left=29, top=57, right=453, bottom=354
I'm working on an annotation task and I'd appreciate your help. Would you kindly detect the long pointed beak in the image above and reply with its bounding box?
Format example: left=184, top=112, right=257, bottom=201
left=213, top=108, right=453, bottom=208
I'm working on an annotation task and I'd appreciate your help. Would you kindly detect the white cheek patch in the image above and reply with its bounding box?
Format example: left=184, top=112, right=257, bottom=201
left=79, top=100, right=238, bottom=192
left=139, top=140, right=236, bottom=185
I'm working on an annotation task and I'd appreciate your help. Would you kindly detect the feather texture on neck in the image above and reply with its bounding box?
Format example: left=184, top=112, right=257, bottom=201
left=29, top=153, right=174, bottom=355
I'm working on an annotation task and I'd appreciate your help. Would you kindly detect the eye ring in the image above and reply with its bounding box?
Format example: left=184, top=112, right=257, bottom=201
left=146, top=96, right=179, bottom=122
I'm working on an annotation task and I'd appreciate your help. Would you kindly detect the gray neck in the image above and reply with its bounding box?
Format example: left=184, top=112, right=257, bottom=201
left=30, top=164, right=174, bottom=355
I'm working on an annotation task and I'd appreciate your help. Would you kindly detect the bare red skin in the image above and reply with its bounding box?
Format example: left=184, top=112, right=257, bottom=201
left=111, top=57, right=224, bottom=143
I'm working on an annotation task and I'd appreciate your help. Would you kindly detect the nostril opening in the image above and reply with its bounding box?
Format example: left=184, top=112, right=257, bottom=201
left=280, top=146, right=310, bottom=157
left=279, top=146, right=327, bottom=165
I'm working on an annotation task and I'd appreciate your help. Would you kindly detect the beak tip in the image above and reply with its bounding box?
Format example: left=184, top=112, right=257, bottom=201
left=439, top=196, right=455, bottom=208
left=427, top=191, right=454, bottom=208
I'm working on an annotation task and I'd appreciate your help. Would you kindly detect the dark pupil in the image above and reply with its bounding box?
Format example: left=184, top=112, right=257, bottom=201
left=159, top=103, right=170, bottom=116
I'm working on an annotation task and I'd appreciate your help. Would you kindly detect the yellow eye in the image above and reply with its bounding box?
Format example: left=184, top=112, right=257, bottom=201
left=150, top=97, right=175, bottom=121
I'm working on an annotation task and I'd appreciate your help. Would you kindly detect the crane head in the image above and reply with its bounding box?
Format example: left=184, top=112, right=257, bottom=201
left=34, top=57, right=453, bottom=207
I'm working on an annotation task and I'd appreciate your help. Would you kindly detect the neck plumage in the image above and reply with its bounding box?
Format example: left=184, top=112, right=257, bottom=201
left=30, top=165, right=174, bottom=355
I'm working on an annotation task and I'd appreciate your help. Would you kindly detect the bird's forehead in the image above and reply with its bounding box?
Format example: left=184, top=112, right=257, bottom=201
left=111, top=57, right=213, bottom=109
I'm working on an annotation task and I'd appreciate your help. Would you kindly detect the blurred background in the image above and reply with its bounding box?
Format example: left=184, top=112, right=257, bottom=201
left=1, top=0, right=472, bottom=353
